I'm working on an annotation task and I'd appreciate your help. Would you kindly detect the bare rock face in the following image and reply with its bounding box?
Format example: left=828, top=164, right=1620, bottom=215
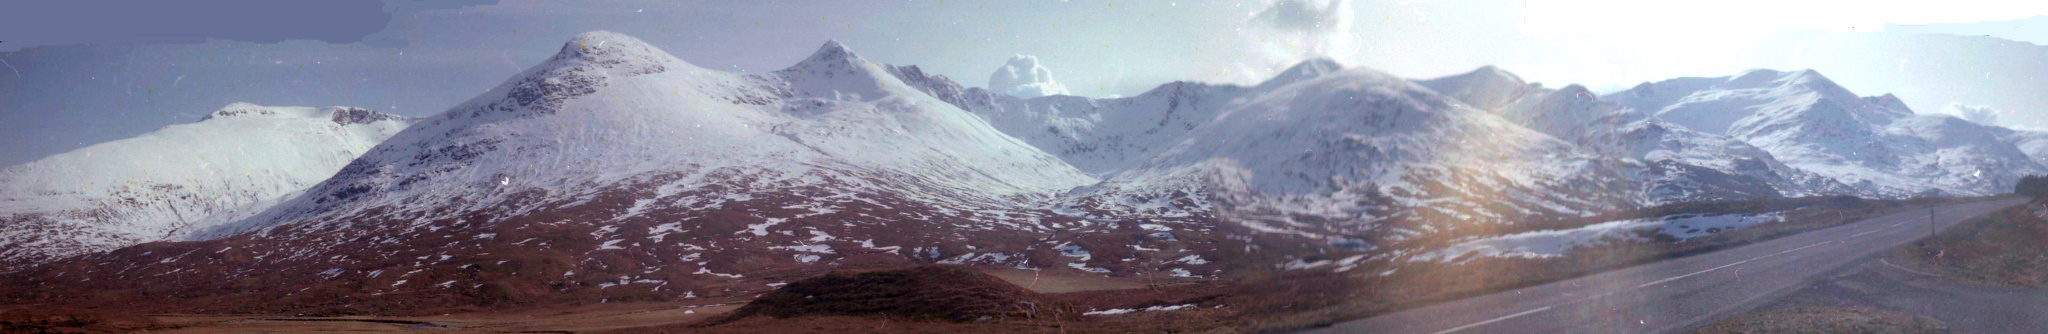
left=329, top=107, right=406, bottom=125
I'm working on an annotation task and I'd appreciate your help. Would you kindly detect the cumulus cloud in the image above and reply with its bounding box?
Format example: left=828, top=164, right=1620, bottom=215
left=1236, top=0, right=1357, bottom=81
left=1940, top=102, right=2002, bottom=126
left=988, top=54, right=1070, bottom=98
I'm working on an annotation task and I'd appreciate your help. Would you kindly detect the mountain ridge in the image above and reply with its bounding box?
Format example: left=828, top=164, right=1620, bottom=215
left=0, top=103, right=409, bottom=271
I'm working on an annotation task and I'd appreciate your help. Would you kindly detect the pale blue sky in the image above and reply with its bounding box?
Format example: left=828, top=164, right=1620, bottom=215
left=3, top=0, right=2047, bottom=167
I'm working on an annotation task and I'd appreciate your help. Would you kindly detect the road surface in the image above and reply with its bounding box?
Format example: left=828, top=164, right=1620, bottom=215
left=1305, top=199, right=2030, bottom=334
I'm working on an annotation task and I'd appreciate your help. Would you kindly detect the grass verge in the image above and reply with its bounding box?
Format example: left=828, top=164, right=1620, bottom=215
left=1890, top=198, right=2048, bottom=288
left=1690, top=307, right=1945, bottom=334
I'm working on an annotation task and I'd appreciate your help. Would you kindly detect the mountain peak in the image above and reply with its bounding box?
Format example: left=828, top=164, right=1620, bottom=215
left=1863, top=93, right=1912, bottom=113
left=1467, top=65, right=1524, bottom=82
left=1726, top=68, right=1785, bottom=87
left=1779, top=69, right=1861, bottom=102
left=1554, top=83, right=1593, bottom=96
left=1282, top=57, right=1344, bottom=78
left=200, top=102, right=279, bottom=121
left=1470, top=65, right=1515, bottom=78
left=484, top=31, right=676, bottom=116
left=788, top=39, right=869, bottom=71
left=1427, top=65, right=1530, bottom=90
left=774, top=40, right=904, bottom=100
left=550, top=31, right=672, bottom=68
left=1783, top=69, right=1834, bottom=85
left=817, top=39, right=853, bottom=56
left=1417, top=65, right=1536, bottom=111
left=1530, top=84, right=1603, bottom=113
left=1256, top=57, right=1344, bottom=89
left=1724, top=68, right=1838, bottom=88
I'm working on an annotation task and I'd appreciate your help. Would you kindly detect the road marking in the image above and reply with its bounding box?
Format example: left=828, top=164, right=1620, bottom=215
left=1638, top=259, right=1753, bottom=288
left=1429, top=306, right=1554, bottom=334
left=1849, top=229, right=1881, bottom=238
left=1770, top=240, right=1832, bottom=257
left=1635, top=225, right=1860, bottom=290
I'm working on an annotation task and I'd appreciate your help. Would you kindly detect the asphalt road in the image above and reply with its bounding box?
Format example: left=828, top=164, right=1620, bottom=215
left=1305, top=198, right=2031, bottom=334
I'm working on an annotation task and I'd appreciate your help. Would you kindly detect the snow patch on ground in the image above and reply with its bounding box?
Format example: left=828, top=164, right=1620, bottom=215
left=1083, top=304, right=1197, bottom=316
left=1412, top=212, right=1788, bottom=262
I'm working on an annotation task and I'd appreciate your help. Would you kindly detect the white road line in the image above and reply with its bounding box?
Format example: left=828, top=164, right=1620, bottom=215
left=1770, top=240, right=1832, bottom=257
left=1429, top=306, right=1554, bottom=334
left=1638, top=233, right=1850, bottom=289
left=1849, top=229, right=1881, bottom=238
left=1637, top=259, right=1752, bottom=288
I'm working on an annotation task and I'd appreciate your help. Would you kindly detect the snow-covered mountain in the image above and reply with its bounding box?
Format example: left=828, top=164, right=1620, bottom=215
left=0, top=32, right=1179, bottom=312
left=1415, top=65, right=1540, bottom=113
left=1419, top=67, right=1853, bottom=204
left=0, top=32, right=1227, bottom=311
left=1608, top=69, right=2048, bottom=197
left=2011, top=130, right=2048, bottom=166
left=894, top=59, right=1636, bottom=249
left=196, top=31, right=1095, bottom=239
left=1080, top=63, right=1636, bottom=242
left=0, top=103, right=408, bottom=271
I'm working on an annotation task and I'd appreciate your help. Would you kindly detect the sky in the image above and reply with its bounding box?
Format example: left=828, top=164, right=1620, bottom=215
left=2, top=0, right=2047, bottom=167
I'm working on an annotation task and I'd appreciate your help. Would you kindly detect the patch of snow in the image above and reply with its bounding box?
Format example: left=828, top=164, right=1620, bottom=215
left=1413, top=212, right=1788, bottom=262
left=1083, top=304, right=1196, bottom=316
left=1083, top=308, right=1136, bottom=316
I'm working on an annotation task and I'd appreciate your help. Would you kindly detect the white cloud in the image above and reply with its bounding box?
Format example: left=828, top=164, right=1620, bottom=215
left=1237, top=0, right=1357, bottom=82
left=988, top=54, right=1070, bottom=98
left=1939, top=102, right=2002, bottom=126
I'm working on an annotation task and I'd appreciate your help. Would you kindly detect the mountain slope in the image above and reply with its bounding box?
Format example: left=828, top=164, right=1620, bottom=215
left=1868, top=115, right=2048, bottom=195
left=1416, top=65, right=1540, bottom=112
left=2011, top=130, right=2048, bottom=167
left=1607, top=69, right=2046, bottom=196
left=895, top=59, right=1635, bottom=253
left=1, top=32, right=1224, bottom=314
left=1420, top=67, right=1854, bottom=205
left=888, top=65, right=1251, bottom=176
left=0, top=103, right=407, bottom=271
left=195, top=33, right=1095, bottom=239
left=1089, top=66, right=1634, bottom=241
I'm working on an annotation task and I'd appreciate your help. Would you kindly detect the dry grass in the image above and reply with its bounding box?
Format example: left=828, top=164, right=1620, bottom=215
left=1892, top=200, right=2048, bottom=288
left=1691, top=307, right=1945, bottom=334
